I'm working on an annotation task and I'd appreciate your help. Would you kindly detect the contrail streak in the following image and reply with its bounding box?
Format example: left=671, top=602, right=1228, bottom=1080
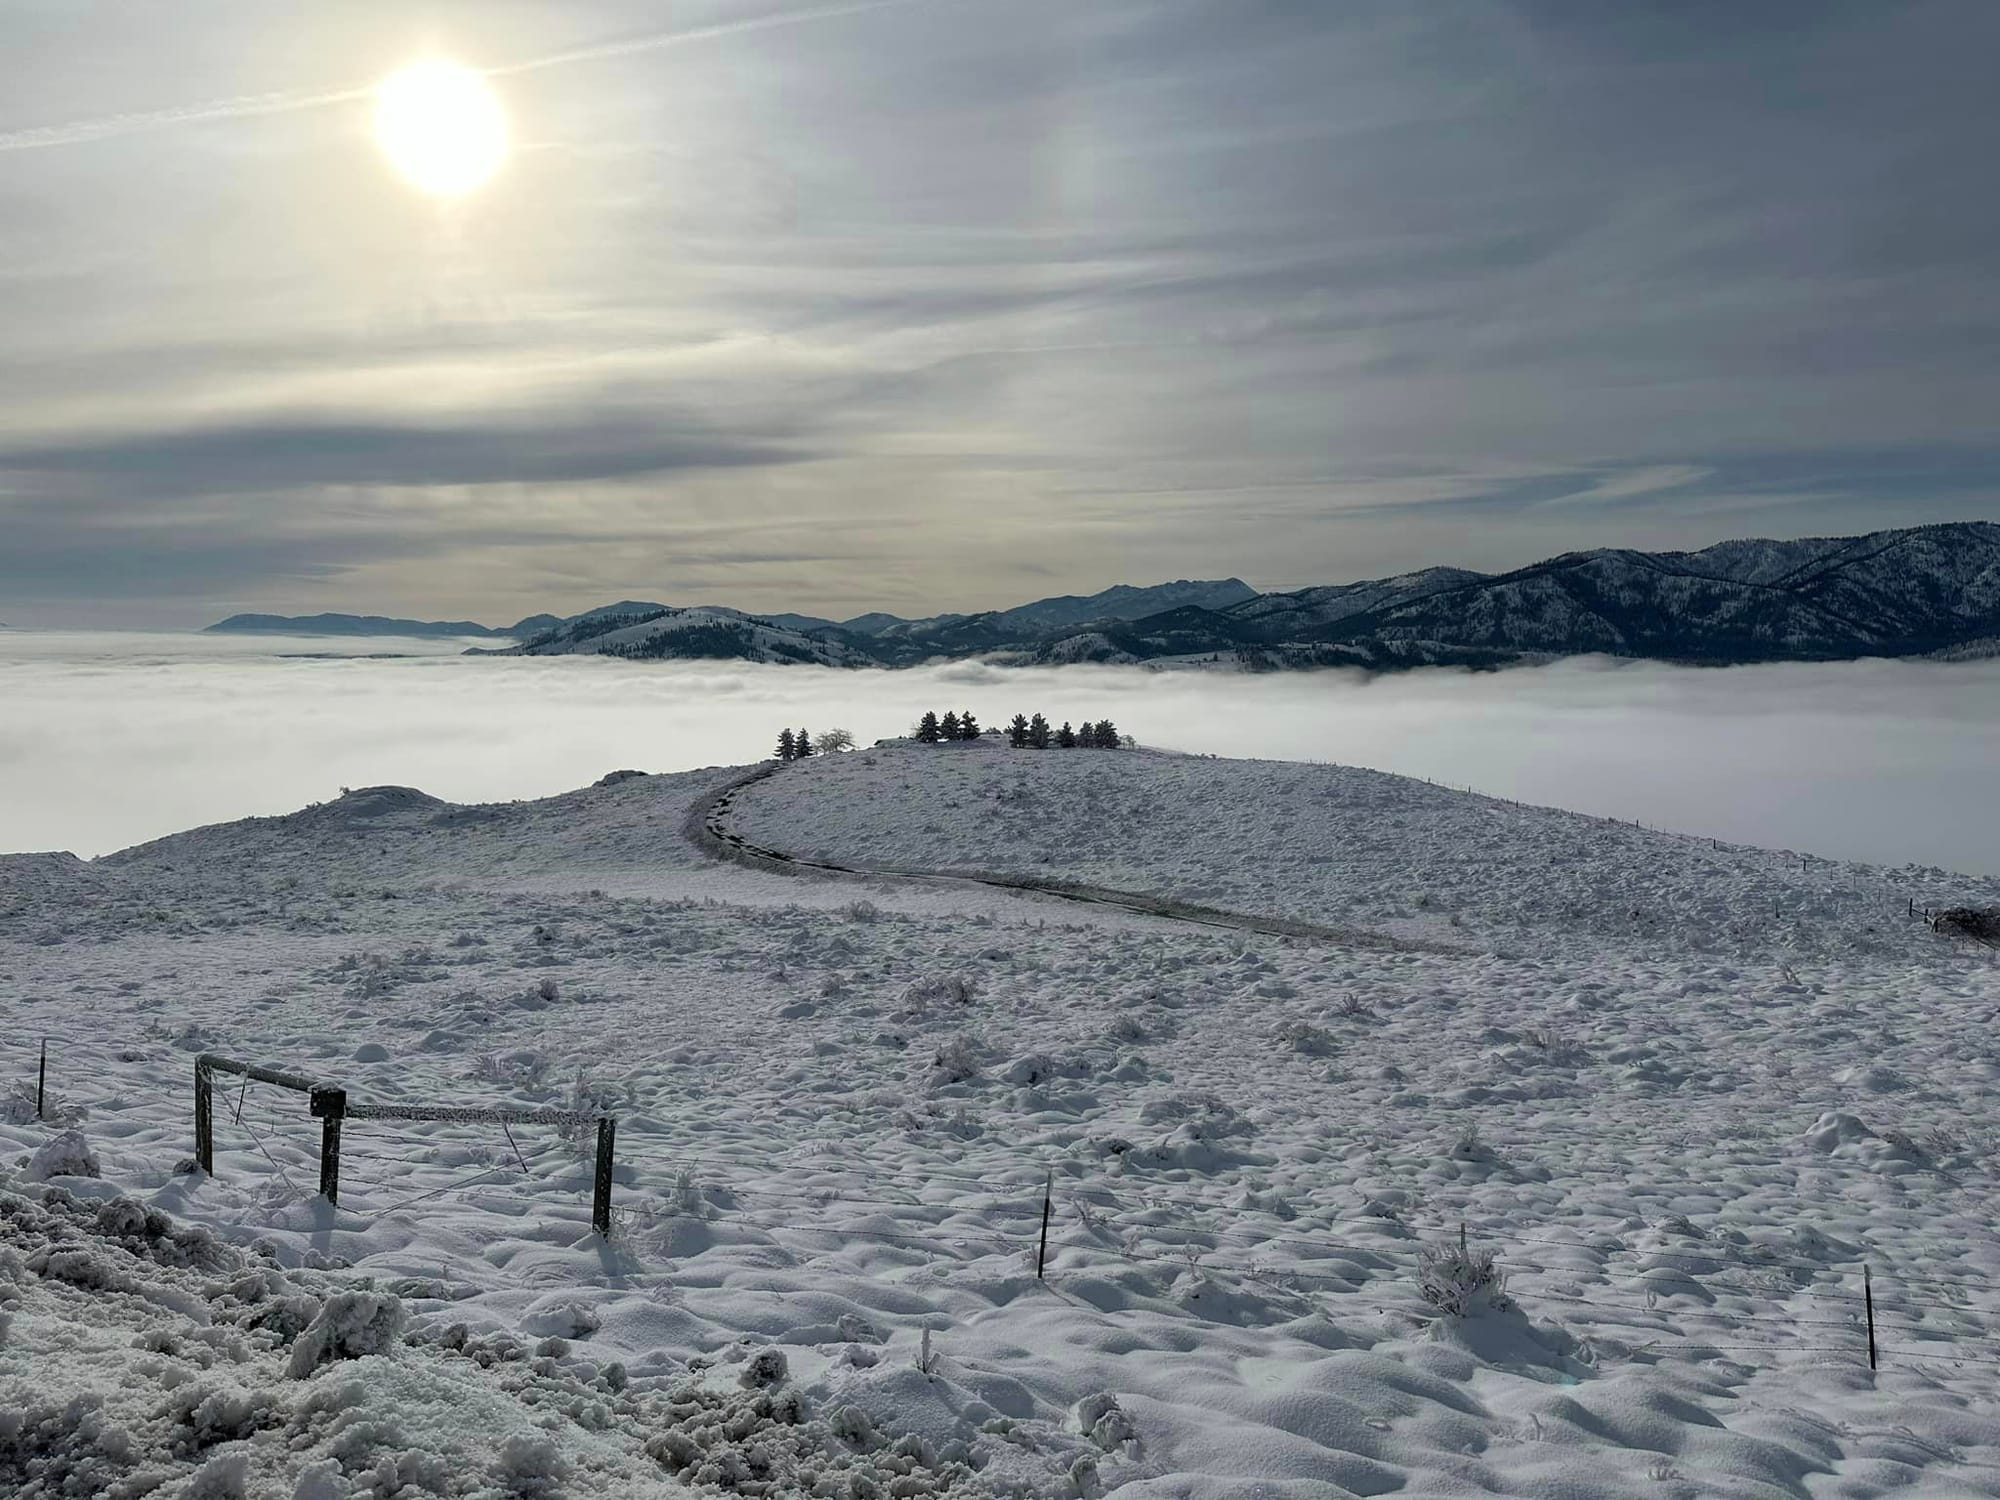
left=487, top=0, right=922, bottom=77
left=0, top=87, right=369, bottom=154
left=0, top=0, right=926, bottom=155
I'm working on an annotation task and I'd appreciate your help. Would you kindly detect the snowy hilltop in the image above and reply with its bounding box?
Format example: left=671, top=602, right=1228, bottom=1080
left=5, top=743, right=2000, bottom=1496
left=199, top=522, right=2000, bottom=671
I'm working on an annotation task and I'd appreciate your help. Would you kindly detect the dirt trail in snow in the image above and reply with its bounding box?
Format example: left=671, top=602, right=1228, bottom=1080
left=690, top=761, right=1452, bottom=952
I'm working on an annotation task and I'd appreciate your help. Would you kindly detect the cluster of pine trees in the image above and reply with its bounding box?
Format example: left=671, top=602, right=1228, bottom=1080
left=912, top=710, right=983, bottom=742
left=907, top=709, right=1124, bottom=749
left=773, top=727, right=855, bottom=760
left=1005, top=713, right=1123, bottom=749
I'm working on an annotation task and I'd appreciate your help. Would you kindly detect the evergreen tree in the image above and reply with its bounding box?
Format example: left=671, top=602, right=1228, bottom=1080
left=794, top=726, right=813, bottom=757
left=1028, top=712, right=1051, bottom=749
left=1095, top=719, right=1119, bottom=748
left=775, top=727, right=795, bottom=760
left=959, top=709, right=980, bottom=739
left=940, top=710, right=963, bottom=741
left=915, top=711, right=941, bottom=743
left=1007, top=713, right=1030, bottom=748
left=1056, top=720, right=1077, bottom=748
left=1077, top=722, right=1099, bottom=749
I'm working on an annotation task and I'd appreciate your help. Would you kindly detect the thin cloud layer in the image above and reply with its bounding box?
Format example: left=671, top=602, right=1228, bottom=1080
left=0, top=0, right=1995, bottom=624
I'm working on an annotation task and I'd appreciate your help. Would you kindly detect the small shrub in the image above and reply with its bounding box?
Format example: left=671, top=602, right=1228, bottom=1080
left=1279, top=1020, right=1335, bottom=1057
left=901, top=973, right=976, bottom=1009
left=1922, top=1124, right=1965, bottom=1159
left=928, top=1035, right=981, bottom=1087
left=1934, top=907, right=2000, bottom=944
left=1417, top=1236, right=1508, bottom=1318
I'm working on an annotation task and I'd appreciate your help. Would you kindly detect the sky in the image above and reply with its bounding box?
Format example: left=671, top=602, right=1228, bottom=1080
left=1, top=0, right=1996, bottom=628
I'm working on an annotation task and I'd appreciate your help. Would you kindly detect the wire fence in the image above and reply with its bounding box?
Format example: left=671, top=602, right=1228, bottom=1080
left=9, top=1030, right=2000, bottom=1374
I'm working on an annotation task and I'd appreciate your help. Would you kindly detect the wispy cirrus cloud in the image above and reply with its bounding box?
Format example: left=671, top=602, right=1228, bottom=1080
left=0, top=0, right=1994, bottom=625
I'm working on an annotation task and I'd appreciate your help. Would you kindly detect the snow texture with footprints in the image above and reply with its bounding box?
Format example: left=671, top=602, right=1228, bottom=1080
left=4, top=742, right=2000, bottom=1497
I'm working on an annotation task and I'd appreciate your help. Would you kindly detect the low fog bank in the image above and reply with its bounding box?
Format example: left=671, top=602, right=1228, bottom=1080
left=3, top=631, right=1996, bottom=876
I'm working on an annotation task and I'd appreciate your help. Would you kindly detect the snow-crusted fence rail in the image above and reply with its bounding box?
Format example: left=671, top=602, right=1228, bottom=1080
left=193, top=1052, right=619, bottom=1232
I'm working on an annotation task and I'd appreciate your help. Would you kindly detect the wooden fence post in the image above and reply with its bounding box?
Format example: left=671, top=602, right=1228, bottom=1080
left=593, top=1117, right=617, bottom=1235
left=194, top=1061, right=213, bottom=1174
left=37, top=1039, right=46, bottom=1120
left=311, top=1087, right=346, bottom=1205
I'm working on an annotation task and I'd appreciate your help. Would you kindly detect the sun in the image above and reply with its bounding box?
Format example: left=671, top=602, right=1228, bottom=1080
left=374, top=59, right=508, bottom=198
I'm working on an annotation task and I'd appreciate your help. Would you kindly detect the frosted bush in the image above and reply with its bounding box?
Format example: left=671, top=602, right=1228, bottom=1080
left=901, top=973, right=978, bottom=1012
left=1001, top=1053, right=1059, bottom=1087
left=739, top=1346, right=790, bottom=1388
left=1069, top=1393, right=1136, bottom=1451
left=1417, top=1237, right=1509, bottom=1318
left=472, top=1048, right=549, bottom=1089
left=286, top=1290, right=407, bottom=1378
left=557, top=1069, right=621, bottom=1155
left=27, top=1128, right=99, bottom=1181
left=165, top=1384, right=277, bottom=1458
left=495, top=1433, right=569, bottom=1495
left=1279, top=1021, right=1335, bottom=1057
left=844, top=899, right=881, bottom=923
left=929, top=1034, right=982, bottom=1087
left=1107, top=1015, right=1148, bottom=1045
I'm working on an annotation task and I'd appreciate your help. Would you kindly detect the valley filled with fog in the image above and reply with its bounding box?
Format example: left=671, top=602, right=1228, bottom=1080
left=4, top=630, right=1996, bottom=874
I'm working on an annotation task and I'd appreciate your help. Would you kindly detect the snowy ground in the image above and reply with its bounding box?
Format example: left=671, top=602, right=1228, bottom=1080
left=5, top=744, right=2000, bottom=1497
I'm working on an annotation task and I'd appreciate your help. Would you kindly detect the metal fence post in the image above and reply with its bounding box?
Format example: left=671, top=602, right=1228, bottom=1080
left=194, top=1061, right=213, bottom=1174
left=1864, top=1263, right=1878, bottom=1371
left=311, top=1087, right=346, bottom=1205
left=1036, top=1168, right=1053, bottom=1280
left=593, top=1116, right=617, bottom=1235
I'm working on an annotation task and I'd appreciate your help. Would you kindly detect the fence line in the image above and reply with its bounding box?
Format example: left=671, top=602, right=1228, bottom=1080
left=193, top=1052, right=619, bottom=1233
left=8, top=1033, right=1999, bottom=1372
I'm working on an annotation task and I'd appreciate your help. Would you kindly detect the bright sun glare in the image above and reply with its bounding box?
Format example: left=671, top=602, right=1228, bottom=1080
left=374, top=59, right=508, bottom=198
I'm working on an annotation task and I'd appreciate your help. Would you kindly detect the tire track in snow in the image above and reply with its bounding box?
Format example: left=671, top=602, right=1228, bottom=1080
left=687, top=762, right=1456, bottom=952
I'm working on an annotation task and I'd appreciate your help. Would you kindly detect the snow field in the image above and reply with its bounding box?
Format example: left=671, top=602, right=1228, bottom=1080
left=725, top=745, right=2000, bottom=962
left=3, top=749, right=2000, bottom=1496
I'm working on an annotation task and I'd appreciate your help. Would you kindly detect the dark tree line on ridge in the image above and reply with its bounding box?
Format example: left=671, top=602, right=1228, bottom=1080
left=913, top=710, right=1125, bottom=749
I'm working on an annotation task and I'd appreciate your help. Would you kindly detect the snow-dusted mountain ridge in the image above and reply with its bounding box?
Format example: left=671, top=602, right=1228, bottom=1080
left=199, top=523, right=1999, bottom=669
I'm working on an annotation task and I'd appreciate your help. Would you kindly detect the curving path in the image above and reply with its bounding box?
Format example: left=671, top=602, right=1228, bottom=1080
left=688, top=762, right=1451, bottom=952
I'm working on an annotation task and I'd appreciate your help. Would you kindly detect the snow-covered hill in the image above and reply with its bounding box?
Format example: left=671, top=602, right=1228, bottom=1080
left=492, top=606, right=872, bottom=667
left=7, top=747, right=2000, bottom=1497
left=726, top=744, right=1999, bottom=963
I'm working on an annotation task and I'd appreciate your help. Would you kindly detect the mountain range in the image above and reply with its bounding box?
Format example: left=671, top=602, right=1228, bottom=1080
left=206, top=521, right=2000, bottom=671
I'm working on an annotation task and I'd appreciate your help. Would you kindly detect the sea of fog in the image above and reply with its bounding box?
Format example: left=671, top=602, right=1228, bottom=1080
left=2, top=630, right=1997, bottom=877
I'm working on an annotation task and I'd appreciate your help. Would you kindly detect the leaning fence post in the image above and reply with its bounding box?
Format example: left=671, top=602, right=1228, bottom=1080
left=37, top=1039, right=46, bottom=1120
left=311, top=1087, right=346, bottom=1205
left=1864, top=1263, right=1878, bottom=1371
left=1036, top=1168, right=1054, bottom=1280
left=593, top=1116, right=617, bottom=1235
left=194, top=1060, right=213, bottom=1174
